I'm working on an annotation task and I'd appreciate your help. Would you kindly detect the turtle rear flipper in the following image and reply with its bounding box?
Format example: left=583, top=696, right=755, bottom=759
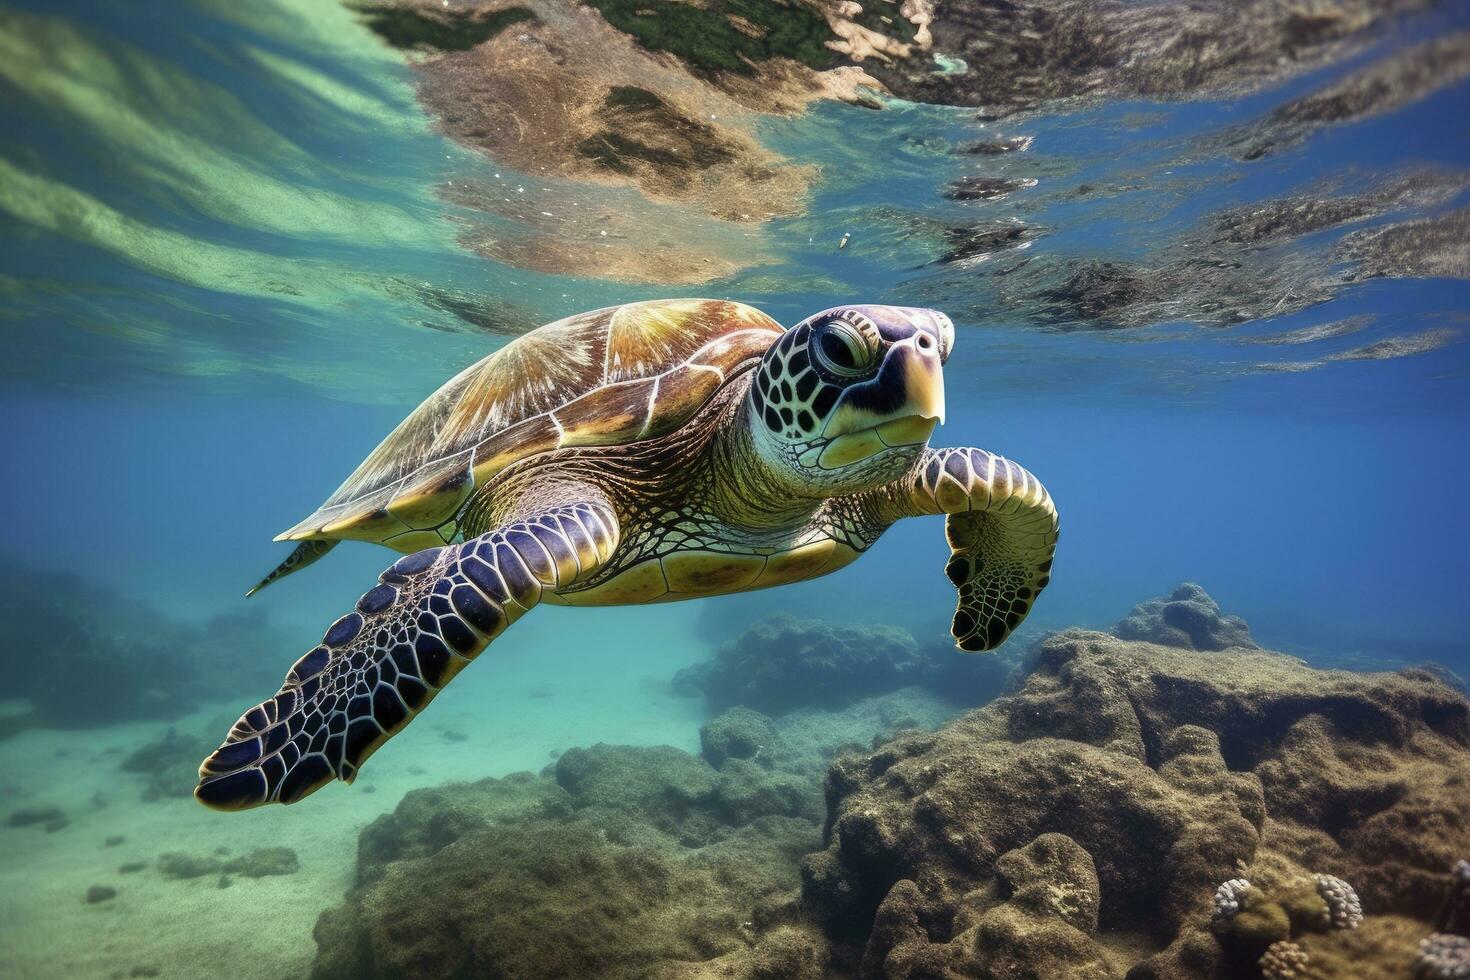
left=198, top=500, right=618, bottom=810
left=245, top=540, right=338, bottom=597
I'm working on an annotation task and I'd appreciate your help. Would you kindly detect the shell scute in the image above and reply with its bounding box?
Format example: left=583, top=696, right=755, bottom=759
left=554, top=376, right=660, bottom=448
left=279, top=300, right=780, bottom=545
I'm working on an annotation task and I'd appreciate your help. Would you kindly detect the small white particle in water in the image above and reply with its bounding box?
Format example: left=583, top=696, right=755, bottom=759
left=541, top=211, right=553, bottom=217
left=494, top=173, right=501, bottom=179
left=600, top=230, right=608, bottom=236
left=516, top=186, right=524, bottom=193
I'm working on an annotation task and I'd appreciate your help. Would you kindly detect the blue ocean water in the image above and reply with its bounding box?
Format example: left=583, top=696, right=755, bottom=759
left=1, top=0, right=1468, bottom=976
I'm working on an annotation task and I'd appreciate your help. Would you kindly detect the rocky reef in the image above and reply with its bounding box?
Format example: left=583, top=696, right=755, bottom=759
left=672, top=614, right=1025, bottom=715
left=311, top=591, right=1469, bottom=979
left=311, top=724, right=834, bottom=978
left=1113, top=582, right=1257, bottom=651
left=806, top=628, right=1469, bottom=976
left=0, top=563, right=291, bottom=732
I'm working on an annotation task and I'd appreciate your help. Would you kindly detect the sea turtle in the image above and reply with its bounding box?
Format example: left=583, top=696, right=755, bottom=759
left=197, top=299, right=1058, bottom=810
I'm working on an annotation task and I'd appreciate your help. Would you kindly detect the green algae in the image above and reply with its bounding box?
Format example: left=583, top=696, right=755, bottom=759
left=576, top=87, right=736, bottom=177
left=351, top=3, right=537, bottom=51
left=583, top=0, right=836, bottom=75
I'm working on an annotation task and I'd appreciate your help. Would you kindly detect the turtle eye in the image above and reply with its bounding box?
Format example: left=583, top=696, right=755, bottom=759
left=811, top=318, right=877, bottom=378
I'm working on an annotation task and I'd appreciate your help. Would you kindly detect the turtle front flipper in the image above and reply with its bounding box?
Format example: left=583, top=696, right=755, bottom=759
left=867, top=447, right=1059, bottom=652
left=196, top=499, right=618, bottom=810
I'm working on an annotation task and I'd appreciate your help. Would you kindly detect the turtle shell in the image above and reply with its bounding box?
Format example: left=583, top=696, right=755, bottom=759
left=277, top=299, right=782, bottom=552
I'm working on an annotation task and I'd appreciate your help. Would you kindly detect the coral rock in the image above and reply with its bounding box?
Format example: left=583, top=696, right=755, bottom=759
left=805, top=629, right=1470, bottom=975
left=675, top=615, right=1017, bottom=715
left=311, top=748, right=831, bottom=980
left=1113, top=582, right=1257, bottom=651
left=701, top=707, right=780, bottom=769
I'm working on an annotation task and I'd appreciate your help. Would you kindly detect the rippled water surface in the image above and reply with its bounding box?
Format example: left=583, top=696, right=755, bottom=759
left=2, top=0, right=1468, bottom=976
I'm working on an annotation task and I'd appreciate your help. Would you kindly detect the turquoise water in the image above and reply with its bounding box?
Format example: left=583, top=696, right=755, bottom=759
left=1, top=0, right=1468, bottom=976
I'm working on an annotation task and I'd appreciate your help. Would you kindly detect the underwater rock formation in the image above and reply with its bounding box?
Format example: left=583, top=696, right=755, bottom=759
left=313, top=687, right=961, bottom=979
left=1113, top=582, right=1257, bottom=651
left=0, top=563, right=292, bottom=731
left=120, top=728, right=215, bottom=801
left=311, top=736, right=835, bottom=980
left=308, top=608, right=1470, bottom=978
left=5, top=805, right=67, bottom=830
left=1439, top=860, right=1470, bottom=935
left=673, top=615, right=1019, bottom=715
left=84, top=884, right=116, bottom=904
left=158, top=848, right=300, bottom=880
left=1419, top=931, right=1470, bottom=979
left=701, top=706, right=781, bottom=769
left=803, top=629, right=1470, bottom=975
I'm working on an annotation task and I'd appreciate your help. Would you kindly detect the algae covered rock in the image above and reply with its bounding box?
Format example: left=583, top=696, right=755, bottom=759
left=316, top=823, right=756, bottom=980
left=356, top=770, right=571, bottom=885
left=313, top=741, right=832, bottom=980
left=674, top=615, right=1018, bottom=715
left=701, top=707, right=780, bottom=768
left=0, top=562, right=293, bottom=730
left=675, top=616, right=928, bottom=714
left=120, top=728, right=212, bottom=801
left=225, top=847, right=299, bottom=878
left=1113, top=582, right=1257, bottom=651
left=310, top=615, right=1469, bottom=979
left=804, top=629, right=1470, bottom=975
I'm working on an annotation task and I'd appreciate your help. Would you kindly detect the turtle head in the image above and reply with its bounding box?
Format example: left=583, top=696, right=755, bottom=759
left=747, top=305, right=951, bottom=496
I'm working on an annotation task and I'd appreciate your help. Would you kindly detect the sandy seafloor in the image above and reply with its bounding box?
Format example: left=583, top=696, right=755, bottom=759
left=0, top=605, right=714, bottom=980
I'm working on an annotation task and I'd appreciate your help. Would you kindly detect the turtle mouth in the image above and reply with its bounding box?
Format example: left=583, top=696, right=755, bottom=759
left=874, top=414, right=940, bottom=446
left=805, top=414, right=937, bottom=470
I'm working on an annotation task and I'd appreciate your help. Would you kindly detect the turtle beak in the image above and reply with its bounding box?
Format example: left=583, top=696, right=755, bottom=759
left=905, top=337, right=946, bottom=425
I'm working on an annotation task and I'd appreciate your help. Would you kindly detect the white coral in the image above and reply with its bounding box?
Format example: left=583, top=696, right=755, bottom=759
left=1212, top=878, right=1252, bottom=927
left=1314, top=873, right=1363, bottom=930
left=1418, top=933, right=1470, bottom=979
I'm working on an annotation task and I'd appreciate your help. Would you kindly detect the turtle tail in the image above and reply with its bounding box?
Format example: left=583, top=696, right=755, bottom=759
left=246, top=540, right=338, bottom=597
